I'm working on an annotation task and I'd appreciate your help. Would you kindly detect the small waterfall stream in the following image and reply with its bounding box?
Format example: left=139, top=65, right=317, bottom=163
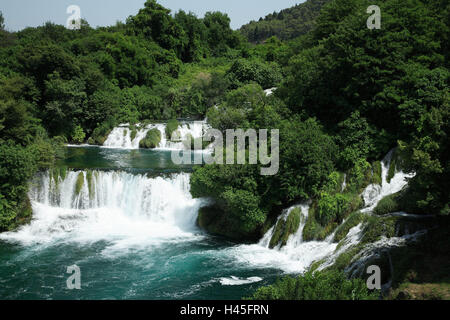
left=237, top=150, right=419, bottom=274
left=103, top=121, right=210, bottom=150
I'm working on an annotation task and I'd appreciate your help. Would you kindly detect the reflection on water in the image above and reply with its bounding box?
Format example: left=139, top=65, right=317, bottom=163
left=58, top=146, right=201, bottom=171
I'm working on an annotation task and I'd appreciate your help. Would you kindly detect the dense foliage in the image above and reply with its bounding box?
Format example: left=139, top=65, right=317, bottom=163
left=0, top=0, right=448, bottom=298
left=0, top=0, right=283, bottom=231
left=250, top=270, right=377, bottom=300
left=240, top=0, right=331, bottom=43
left=191, top=0, right=449, bottom=240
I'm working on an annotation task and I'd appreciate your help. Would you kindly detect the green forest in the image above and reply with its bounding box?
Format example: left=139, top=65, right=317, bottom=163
left=0, top=0, right=449, bottom=300
left=240, top=0, right=331, bottom=43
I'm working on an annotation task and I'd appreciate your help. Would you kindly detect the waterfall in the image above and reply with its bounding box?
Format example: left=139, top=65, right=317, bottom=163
left=361, top=150, right=415, bottom=213
left=1, top=170, right=204, bottom=245
left=228, top=151, right=417, bottom=274
left=225, top=203, right=339, bottom=273
left=103, top=120, right=210, bottom=150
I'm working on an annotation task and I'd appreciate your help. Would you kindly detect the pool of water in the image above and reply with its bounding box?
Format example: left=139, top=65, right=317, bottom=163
left=0, top=147, right=291, bottom=300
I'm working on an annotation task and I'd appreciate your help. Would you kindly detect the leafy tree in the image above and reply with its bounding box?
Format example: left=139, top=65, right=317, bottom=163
left=126, top=0, right=186, bottom=57
left=227, top=58, right=282, bottom=89
left=0, top=10, right=4, bottom=30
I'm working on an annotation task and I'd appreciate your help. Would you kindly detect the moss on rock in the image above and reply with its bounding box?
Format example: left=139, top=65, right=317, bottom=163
left=75, top=172, right=84, bottom=196
left=360, top=215, right=398, bottom=245
left=86, top=170, right=94, bottom=200
left=130, top=126, right=137, bottom=141
left=333, top=211, right=366, bottom=243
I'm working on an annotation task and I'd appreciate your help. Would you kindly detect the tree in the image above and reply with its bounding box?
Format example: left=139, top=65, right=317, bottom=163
left=126, top=0, right=186, bottom=57
left=0, top=11, right=4, bottom=30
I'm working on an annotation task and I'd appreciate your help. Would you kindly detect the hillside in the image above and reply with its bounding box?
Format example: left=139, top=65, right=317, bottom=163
left=239, top=0, right=331, bottom=43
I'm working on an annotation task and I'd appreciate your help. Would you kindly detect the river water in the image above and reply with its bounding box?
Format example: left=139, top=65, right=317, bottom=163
left=0, top=147, right=292, bottom=300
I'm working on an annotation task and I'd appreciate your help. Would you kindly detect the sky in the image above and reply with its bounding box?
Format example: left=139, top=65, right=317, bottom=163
left=1, top=0, right=304, bottom=31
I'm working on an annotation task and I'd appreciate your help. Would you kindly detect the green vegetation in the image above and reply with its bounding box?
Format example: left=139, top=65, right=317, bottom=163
left=165, top=119, right=180, bottom=141
left=139, top=128, right=161, bottom=149
left=74, top=172, right=85, bottom=196
left=86, top=170, right=94, bottom=200
left=0, top=0, right=448, bottom=300
left=130, top=126, right=137, bottom=141
left=240, top=0, right=331, bottom=43
left=373, top=193, right=401, bottom=216
left=269, top=207, right=302, bottom=249
left=333, top=211, right=365, bottom=243
left=250, top=270, right=377, bottom=300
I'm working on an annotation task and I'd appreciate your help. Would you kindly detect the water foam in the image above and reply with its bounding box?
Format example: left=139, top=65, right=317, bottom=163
left=103, top=121, right=210, bottom=150
left=219, top=276, right=263, bottom=286
left=0, top=171, right=205, bottom=249
left=361, top=150, right=415, bottom=213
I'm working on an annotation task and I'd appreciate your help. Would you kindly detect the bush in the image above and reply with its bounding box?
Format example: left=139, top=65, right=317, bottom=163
left=360, top=216, right=397, bottom=244
left=250, top=270, right=377, bottom=300
left=90, top=122, right=114, bottom=145
left=228, top=59, right=282, bottom=89
left=71, top=125, right=86, bottom=143
left=139, top=128, right=161, bottom=149
left=373, top=193, right=400, bottom=215
left=220, top=188, right=266, bottom=235
left=130, top=126, right=137, bottom=141
left=317, top=192, right=361, bottom=226
left=166, top=119, right=180, bottom=140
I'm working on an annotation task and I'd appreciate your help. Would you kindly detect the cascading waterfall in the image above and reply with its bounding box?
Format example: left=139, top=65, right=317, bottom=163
left=361, top=150, right=415, bottom=213
left=0, top=148, right=423, bottom=297
left=103, top=120, right=210, bottom=150
left=229, top=150, right=418, bottom=274
left=2, top=170, right=204, bottom=246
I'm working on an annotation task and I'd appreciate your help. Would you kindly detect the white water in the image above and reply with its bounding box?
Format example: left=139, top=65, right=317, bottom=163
left=227, top=150, right=417, bottom=274
left=224, top=203, right=338, bottom=273
left=103, top=120, right=210, bottom=150
left=264, top=87, right=277, bottom=96
left=361, top=150, right=415, bottom=213
left=345, top=229, right=428, bottom=279
left=0, top=150, right=418, bottom=279
left=0, top=171, right=205, bottom=249
left=219, top=276, right=263, bottom=286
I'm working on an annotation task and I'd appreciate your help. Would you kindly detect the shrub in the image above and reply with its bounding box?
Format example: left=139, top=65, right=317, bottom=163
left=317, top=192, right=361, bottom=227
left=360, top=216, right=397, bottom=244
left=139, top=128, right=161, bottom=149
left=372, top=161, right=382, bottom=185
left=250, top=270, right=377, bottom=300
left=71, top=125, right=86, bottom=143
left=166, top=119, right=180, bottom=140
left=130, top=125, right=137, bottom=141
left=373, top=193, right=400, bottom=215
